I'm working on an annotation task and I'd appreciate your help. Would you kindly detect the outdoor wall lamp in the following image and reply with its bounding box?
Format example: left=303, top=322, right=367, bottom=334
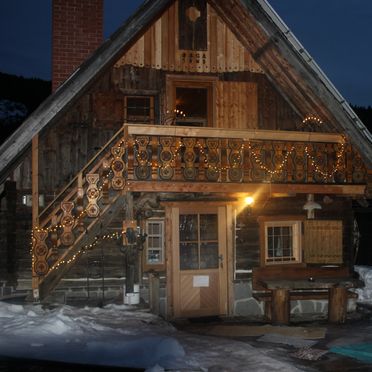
left=244, top=196, right=254, bottom=215
left=303, top=193, right=322, bottom=219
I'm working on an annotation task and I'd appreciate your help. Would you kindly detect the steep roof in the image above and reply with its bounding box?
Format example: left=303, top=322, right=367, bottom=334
left=0, top=0, right=371, bottom=184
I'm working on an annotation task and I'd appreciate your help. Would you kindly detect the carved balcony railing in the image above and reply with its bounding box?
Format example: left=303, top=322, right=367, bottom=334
left=124, top=125, right=366, bottom=186
left=32, top=124, right=367, bottom=299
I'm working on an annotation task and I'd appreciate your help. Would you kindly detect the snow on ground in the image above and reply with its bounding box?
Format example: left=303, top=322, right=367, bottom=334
left=0, top=302, right=305, bottom=371
left=354, top=266, right=372, bottom=304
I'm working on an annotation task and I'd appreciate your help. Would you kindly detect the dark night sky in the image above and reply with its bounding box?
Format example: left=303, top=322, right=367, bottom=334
left=0, top=0, right=371, bottom=106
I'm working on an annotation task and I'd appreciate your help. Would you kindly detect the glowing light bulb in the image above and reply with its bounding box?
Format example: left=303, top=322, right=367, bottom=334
left=245, top=196, right=254, bottom=206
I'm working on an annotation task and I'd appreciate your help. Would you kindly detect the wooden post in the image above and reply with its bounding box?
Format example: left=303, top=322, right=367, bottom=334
left=271, top=288, right=290, bottom=325
left=31, top=135, right=40, bottom=301
left=328, top=287, right=348, bottom=323
left=149, top=273, right=160, bottom=315
left=124, top=192, right=135, bottom=294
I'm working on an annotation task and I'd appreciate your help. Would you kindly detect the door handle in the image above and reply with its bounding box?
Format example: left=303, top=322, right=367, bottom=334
left=218, top=254, right=223, bottom=268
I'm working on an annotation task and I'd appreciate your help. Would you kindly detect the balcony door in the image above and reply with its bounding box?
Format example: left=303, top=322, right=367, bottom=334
left=172, top=205, right=228, bottom=318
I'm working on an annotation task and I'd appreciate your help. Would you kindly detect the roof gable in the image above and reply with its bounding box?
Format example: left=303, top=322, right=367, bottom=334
left=115, top=1, right=262, bottom=74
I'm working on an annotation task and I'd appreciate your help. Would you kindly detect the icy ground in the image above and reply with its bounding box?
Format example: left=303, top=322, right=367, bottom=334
left=0, top=302, right=305, bottom=371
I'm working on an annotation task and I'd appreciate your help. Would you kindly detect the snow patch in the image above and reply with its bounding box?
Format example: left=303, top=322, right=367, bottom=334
left=354, top=266, right=372, bottom=304
left=0, top=301, right=306, bottom=370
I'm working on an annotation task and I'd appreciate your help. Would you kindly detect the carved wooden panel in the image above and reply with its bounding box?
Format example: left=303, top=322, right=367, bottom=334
left=182, top=138, right=198, bottom=180
left=205, top=139, right=220, bottom=181
left=60, top=201, right=75, bottom=246
left=33, top=230, right=49, bottom=276
left=159, top=137, right=175, bottom=180
left=228, top=139, right=243, bottom=182
left=86, top=173, right=100, bottom=217
left=111, top=147, right=126, bottom=190
left=135, top=136, right=151, bottom=180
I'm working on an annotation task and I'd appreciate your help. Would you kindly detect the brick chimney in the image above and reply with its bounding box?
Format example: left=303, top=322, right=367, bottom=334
left=52, top=0, right=103, bottom=91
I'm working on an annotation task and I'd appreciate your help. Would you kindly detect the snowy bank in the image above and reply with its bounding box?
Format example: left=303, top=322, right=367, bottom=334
left=354, top=266, right=372, bottom=304
left=0, top=302, right=305, bottom=371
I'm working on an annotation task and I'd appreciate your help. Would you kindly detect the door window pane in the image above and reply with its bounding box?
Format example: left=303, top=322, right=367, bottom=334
left=200, top=214, right=218, bottom=240
left=179, top=214, right=198, bottom=241
left=200, top=242, right=218, bottom=269
left=180, top=242, right=199, bottom=270
left=179, top=213, right=218, bottom=270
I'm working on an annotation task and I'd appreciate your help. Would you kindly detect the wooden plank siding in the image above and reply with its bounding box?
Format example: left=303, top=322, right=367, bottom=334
left=114, top=2, right=263, bottom=74
left=216, top=82, right=258, bottom=129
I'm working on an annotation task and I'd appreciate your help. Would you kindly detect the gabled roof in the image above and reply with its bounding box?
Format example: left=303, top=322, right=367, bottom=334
left=0, top=0, right=371, bottom=184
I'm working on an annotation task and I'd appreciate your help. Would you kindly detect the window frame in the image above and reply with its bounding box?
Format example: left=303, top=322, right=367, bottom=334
left=144, top=218, right=165, bottom=270
left=258, top=216, right=304, bottom=266
left=123, top=95, right=155, bottom=124
left=166, top=75, right=217, bottom=128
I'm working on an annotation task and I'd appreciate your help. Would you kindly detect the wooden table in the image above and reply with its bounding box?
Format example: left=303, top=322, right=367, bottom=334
left=258, top=278, right=355, bottom=325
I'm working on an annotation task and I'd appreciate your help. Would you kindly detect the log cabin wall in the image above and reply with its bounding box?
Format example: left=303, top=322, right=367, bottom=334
left=234, top=196, right=355, bottom=281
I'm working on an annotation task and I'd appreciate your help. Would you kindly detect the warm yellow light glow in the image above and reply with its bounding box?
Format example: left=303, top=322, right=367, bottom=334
left=245, top=196, right=254, bottom=206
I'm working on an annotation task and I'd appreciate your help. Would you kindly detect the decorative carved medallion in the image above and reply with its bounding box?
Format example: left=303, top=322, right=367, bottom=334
left=33, top=230, right=49, bottom=276
left=182, top=138, right=198, bottom=180
left=60, top=201, right=75, bottom=246
left=86, top=173, right=100, bottom=217
left=135, top=136, right=151, bottom=180
left=111, top=147, right=126, bottom=190
left=159, top=137, right=175, bottom=180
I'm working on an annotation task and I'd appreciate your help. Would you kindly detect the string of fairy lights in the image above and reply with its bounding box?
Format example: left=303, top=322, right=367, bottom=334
left=32, top=117, right=348, bottom=275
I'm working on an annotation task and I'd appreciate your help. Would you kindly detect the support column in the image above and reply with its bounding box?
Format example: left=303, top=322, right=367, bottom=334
left=328, top=287, right=348, bottom=323
left=271, top=288, right=290, bottom=325
left=32, top=135, right=40, bottom=301
left=124, top=192, right=135, bottom=294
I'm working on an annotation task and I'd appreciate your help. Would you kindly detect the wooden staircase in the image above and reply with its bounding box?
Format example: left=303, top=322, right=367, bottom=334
left=32, top=127, right=129, bottom=300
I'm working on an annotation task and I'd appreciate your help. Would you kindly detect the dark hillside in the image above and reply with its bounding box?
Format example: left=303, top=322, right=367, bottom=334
left=0, top=72, right=51, bottom=113
left=352, top=105, right=372, bottom=134
left=0, top=72, right=51, bottom=143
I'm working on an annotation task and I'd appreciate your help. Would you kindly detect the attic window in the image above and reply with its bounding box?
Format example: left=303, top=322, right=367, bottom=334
left=124, top=96, right=155, bottom=124
left=179, top=0, right=207, bottom=51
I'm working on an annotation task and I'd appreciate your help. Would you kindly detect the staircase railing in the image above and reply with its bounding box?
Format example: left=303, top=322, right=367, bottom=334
left=32, top=126, right=129, bottom=298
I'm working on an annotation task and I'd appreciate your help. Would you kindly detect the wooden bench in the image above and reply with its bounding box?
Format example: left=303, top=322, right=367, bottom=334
left=252, top=266, right=358, bottom=324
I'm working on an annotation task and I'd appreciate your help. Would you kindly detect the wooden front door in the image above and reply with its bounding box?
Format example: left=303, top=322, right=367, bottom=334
left=172, top=206, right=228, bottom=318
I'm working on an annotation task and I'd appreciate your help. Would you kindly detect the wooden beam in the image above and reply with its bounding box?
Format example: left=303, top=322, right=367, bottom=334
left=125, top=180, right=365, bottom=196
left=125, top=124, right=344, bottom=143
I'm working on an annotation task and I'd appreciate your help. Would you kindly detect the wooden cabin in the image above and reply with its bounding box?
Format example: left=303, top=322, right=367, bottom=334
left=0, top=0, right=372, bottom=322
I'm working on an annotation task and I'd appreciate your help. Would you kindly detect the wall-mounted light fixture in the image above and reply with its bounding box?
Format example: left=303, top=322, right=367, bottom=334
left=303, top=193, right=322, bottom=219
left=244, top=196, right=254, bottom=215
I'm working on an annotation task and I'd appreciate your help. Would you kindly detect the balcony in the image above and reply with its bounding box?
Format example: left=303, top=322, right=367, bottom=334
left=32, top=124, right=366, bottom=298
